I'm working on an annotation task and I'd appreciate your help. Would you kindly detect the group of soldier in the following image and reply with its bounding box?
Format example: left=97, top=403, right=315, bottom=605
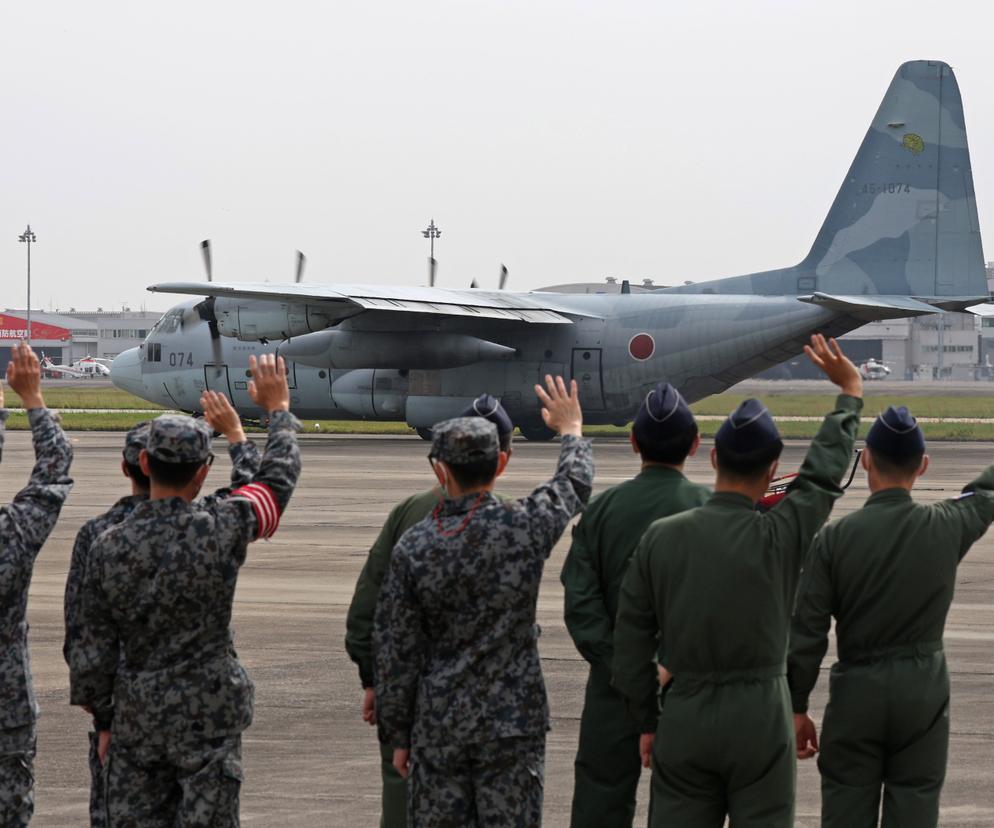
left=1, top=341, right=301, bottom=827
left=0, top=329, right=989, bottom=828
left=347, top=333, right=994, bottom=828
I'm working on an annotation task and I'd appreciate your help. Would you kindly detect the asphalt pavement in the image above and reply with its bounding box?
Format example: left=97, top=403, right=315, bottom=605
left=4, top=431, right=994, bottom=827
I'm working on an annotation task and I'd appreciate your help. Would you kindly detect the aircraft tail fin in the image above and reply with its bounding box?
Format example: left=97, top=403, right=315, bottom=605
left=667, top=61, right=987, bottom=302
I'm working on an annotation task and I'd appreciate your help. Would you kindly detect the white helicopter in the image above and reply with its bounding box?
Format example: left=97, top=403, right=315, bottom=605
left=41, top=354, right=112, bottom=379
left=858, top=358, right=893, bottom=381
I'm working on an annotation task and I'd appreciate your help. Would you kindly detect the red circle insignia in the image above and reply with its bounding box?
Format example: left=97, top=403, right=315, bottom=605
left=628, top=333, right=655, bottom=361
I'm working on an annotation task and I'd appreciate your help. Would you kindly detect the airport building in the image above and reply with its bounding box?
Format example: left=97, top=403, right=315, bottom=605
left=0, top=308, right=163, bottom=370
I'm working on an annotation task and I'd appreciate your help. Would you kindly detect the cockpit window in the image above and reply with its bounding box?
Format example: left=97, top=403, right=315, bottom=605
left=154, top=309, right=183, bottom=334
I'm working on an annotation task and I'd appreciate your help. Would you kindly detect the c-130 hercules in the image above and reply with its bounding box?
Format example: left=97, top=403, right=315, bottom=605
left=112, top=60, right=987, bottom=440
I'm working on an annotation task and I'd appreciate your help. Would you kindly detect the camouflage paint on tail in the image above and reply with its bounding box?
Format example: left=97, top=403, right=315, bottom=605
left=668, top=60, right=987, bottom=304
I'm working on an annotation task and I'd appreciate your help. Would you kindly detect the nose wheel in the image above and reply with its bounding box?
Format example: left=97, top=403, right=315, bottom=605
left=519, top=424, right=556, bottom=442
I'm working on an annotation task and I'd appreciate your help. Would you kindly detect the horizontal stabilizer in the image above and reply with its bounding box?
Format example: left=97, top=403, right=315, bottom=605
left=966, top=302, right=994, bottom=317
left=798, top=292, right=940, bottom=318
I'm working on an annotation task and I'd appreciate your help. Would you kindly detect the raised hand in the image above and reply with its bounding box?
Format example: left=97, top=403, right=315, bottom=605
left=247, top=354, right=291, bottom=413
left=804, top=334, right=863, bottom=398
left=533, top=375, right=582, bottom=438
left=200, top=390, right=246, bottom=443
left=6, top=342, right=44, bottom=409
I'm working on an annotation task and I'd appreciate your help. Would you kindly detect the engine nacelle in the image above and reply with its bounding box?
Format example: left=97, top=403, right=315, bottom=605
left=214, top=299, right=332, bottom=341
left=331, top=369, right=408, bottom=419
left=281, top=329, right=516, bottom=369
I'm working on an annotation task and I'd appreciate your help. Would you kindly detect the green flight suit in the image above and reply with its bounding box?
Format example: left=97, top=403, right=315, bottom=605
left=562, top=465, right=709, bottom=828
left=788, top=465, right=994, bottom=828
left=613, top=394, right=861, bottom=828
left=345, top=487, right=442, bottom=828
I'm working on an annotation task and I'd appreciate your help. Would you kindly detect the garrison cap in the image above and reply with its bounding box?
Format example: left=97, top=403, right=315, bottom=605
left=461, top=394, right=514, bottom=437
left=430, top=417, right=499, bottom=465
left=715, top=398, right=781, bottom=454
left=632, top=383, right=695, bottom=443
left=146, top=414, right=213, bottom=464
left=122, top=421, right=151, bottom=465
left=866, top=406, right=925, bottom=459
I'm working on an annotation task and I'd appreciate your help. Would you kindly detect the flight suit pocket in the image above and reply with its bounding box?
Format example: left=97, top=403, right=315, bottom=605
left=0, top=627, right=36, bottom=729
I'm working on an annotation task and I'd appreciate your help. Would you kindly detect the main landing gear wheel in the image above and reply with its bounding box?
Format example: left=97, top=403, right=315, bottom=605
left=416, top=427, right=433, bottom=441
left=519, top=424, right=556, bottom=442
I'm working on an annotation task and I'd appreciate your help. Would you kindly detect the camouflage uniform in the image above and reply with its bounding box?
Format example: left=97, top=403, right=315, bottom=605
left=62, top=422, right=261, bottom=828
left=0, top=407, right=74, bottom=828
left=67, top=412, right=300, bottom=828
left=375, top=417, right=593, bottom=827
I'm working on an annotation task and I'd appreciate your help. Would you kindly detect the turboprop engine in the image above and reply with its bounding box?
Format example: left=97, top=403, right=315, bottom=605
left=281, top=329, right=516, bottom=370
left=213, top=299, right=334, bottom=341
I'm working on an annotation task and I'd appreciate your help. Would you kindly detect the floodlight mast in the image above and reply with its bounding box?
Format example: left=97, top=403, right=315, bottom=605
left=17, top=225, right=37, bottom=347
left=422, top=219, right=441, bottom=287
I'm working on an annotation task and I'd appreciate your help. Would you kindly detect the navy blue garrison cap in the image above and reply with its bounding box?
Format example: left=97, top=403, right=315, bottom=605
left=715, top=399, right=781, bottom=454
left=461, top=393, right=514, bottom=436
left=633, top=383, right=696, bottom=443
left=866, top=406, right=925, bottom=459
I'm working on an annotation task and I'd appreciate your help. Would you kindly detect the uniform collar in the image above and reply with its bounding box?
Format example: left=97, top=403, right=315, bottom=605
left=135, top=496, right=195, bottom=516
left=438, top=490, right=498, bottom=517
left=706, top=490, right=757, bottom=509
left=865, top=487, right=914, bottom=505
left=115, top=493, right=149, bottom=509
left=637, top=464, right=686, bottom=480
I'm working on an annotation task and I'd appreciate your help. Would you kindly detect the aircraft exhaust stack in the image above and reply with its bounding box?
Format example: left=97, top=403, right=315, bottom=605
left=281, top=329, right=516, bottom=370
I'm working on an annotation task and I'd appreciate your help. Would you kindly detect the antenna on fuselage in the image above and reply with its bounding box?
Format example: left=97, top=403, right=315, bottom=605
left=295, top=250, right=306, bottom=283
left=499, top=264, right=508, bottom=290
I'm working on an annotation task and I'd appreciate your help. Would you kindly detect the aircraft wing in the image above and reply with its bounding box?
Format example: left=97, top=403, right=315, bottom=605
left=148, top=281, right=594, bottom=324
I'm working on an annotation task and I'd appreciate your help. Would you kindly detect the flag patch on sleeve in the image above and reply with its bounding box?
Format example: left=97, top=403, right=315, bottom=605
left=230, top=483, right=281, bottom=539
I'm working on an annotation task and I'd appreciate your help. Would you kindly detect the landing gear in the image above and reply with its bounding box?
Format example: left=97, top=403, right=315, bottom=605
left=519, top=424, right=556, bottom=442
left=416, top=427, right=433, bottom=441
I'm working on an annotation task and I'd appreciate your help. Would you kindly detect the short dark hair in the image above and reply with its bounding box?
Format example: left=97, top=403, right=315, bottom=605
left=124, top=461, right=151, bottom=491
left=715, top=440, right=784, bottom=480
left=147, top=456, right=204, bottom=489
left=447, top=456, right=500, bottom=490
left=870, top=447, right=923, bottom=478
left=634, top=423, right=699, bottom=465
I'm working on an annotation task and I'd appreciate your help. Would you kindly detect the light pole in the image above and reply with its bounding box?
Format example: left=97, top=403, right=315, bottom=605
left=422, top=219, right=441, bottom=287
left=18, top=225, right=36, bottom=347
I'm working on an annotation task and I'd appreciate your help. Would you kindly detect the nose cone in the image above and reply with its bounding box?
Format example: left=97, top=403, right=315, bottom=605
left=111, top=347, right=145, bottom=397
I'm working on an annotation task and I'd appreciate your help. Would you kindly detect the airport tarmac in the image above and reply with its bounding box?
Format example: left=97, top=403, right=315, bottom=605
left=4, top=430, right=994, bottom=827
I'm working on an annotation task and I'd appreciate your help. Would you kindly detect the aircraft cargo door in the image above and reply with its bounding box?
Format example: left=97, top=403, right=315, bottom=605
left=204, top=364, right=233, bottom=399
left=571, top=348, right=605, bottom=411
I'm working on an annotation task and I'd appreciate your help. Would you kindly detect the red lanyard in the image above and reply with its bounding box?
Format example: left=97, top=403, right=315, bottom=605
left=433, top=493, right=485, bottom=538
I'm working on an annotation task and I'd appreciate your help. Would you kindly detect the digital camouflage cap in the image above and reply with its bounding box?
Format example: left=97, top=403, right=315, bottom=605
left=146, top=414, right=213, bottom=464
left=429, top=417, right=499, bottom=465
left=123, top=421, right=151, bottom=465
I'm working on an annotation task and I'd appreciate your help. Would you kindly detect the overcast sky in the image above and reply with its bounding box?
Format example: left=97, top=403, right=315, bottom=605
left=2, top=0, right=992, bottom=313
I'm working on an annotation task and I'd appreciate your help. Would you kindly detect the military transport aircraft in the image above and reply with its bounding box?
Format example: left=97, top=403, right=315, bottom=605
left=112, top=60, right=988, bottom=440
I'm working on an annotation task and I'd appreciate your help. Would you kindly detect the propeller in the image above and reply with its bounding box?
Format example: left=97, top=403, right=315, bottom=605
left=428, top=256, right=437, bottom=288
left=295, top=250, right=306, bottom=284
left=184, top=239, right=223, bottom=372
left=499, top=264, right=508, bottom=290
left=200, top=239, right=213, bottom=282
